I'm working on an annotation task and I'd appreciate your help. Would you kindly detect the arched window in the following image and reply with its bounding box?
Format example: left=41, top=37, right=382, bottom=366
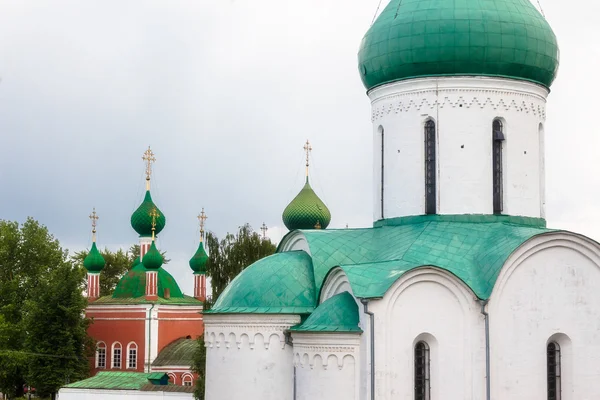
left=127, top=342, right=137, bottom=369
left=415, top=341, right=430, bottom=400
left=380, top=125, right=385, bottom=219
left=424, top=120, right=436, bottom=214
left=547, top=341, right=561, bottom=400
left=493, top=119, right=505, bottom=213
left=182, top=374, right=193, bottom=387
left=168, top=373, right=177, bottom=385
left=112, top=342, right=122, bottom=369
left=96, top=342, right=106, bottom=369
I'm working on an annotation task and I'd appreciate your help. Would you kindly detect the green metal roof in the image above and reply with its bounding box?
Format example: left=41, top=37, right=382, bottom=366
left=131, top=191, right=166, bottom=237
left=111, top=262, right=184, bottom=299
left=189, top=241, right=208, bottom=274
left=207, top=251, right=317, bottom=314
left=64, top=372, right=167, bottom=390
left=297, top=214, right=553, bottom=299
left=152, top=338, right=197, bottom=367
left=93, top=294, right=202, bottom=305
left=358, top=0, right=559, bottom=90
left=291, top=291, right=361, bottom=333
left=282, top=178, right=331, bottom=230
left=83, top=242, right=106, bottom=273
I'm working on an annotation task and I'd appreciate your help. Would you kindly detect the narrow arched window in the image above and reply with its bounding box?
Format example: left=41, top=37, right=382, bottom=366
left=96, top=342, right=106, bottom=369
left=547, top=341, right=561, bottom=400
left=424, top=120, right=436, bottom=214
left=182, top=374, right=193, bottom=387
left=415, top=341, right=430, bottom=400
left=380, top=125, right=385, bottom=219
left=493, top=119, right=505, bottom=213
left=112, top=342, right=122, bottom=369
left=168, top=373, right=177, bottom=385
left=127, top=342, right=138, bottom=369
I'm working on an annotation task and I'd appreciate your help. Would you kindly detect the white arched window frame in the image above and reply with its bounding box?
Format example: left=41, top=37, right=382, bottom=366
left=167, top=373, right=177, bottom=385
left=96, top=342, right=106, bottom=369
left=182, top=373, right=193, bottom=387
left=112, top=342, right=122, bottom=369
left=126, top=342, right=138, bottom=369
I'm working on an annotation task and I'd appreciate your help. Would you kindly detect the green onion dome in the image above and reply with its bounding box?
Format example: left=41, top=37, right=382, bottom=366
left=358, top=0, right=559, bottom=90
left=189, top=242, right=208, bottom=274
left=142, top=241, right=164, bottom=270
left=131, top=191, right=166, bottom=237
left=282, top=178, right=331, bottom=230
left=112, top=261, right=184, bottom=299
left=83, top=242, right=106, bottom=273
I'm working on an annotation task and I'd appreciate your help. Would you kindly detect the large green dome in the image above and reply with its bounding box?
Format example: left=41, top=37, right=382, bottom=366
left=282, top=178, right=331, bottom=231
left=83, top=242, right=105, bottom=273
left=131, top=191, right=166, bottom=237
left=112, top=261, right=183, bottom=299
left=189, top=242, right=208, bottom=274
left=358, top=0, right=559, bottom=90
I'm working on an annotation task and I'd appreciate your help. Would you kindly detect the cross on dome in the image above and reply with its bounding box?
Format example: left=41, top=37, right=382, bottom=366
left=150, top=208, right=160, bottom=240
left=89, top=208, right=99, bottom=242
left=197, top=208, right=208, bottom=242
left=304, top=140, right=312, bottom=178
left=142, top=146, right=156, bottom=190
left=260, top=223, right=268, bottom=239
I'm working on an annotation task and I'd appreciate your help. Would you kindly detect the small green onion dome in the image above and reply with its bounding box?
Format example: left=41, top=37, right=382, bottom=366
left=131, top=191, right=166, bottom=237
left=142, top=241, right=164, bottom=270
left=83, top=242, right=106, bottom=273
left=358, top=0, right=559, bottom=90
left=282, top=178, right=331, bottom=230
left=189, top=242, right=208, bottom=274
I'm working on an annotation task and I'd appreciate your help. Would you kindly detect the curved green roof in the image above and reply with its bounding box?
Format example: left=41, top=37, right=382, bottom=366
left=291, top=291, right=361, bottom=333
left=131, top=191, right=166, bottom=237
left=207, top=251, right=317, bottom=314
left=189, top=242, right=208, bottom=274
left=112, top=262, right=183, bottom=299
left=282, top=178, right=331, bottom=231
left=83, top=242, right=106, bottom=273
left=152, top=338, right=197, bottom=367
left=358, top=0, right=559, bottom=90
left=143, top=241, right=163, bottom=270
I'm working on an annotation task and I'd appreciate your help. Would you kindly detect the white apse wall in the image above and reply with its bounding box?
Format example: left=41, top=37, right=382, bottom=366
left=369, top=77, right=549, bottom=221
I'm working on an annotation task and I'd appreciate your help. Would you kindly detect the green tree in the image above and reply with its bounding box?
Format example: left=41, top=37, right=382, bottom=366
left=23, top=262, right=92, bottom=400
left=205, top=223, right=276, bottom=301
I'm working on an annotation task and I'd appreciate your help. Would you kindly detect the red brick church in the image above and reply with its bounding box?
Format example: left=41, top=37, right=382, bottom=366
left=82, top=148, right=207, bottom=386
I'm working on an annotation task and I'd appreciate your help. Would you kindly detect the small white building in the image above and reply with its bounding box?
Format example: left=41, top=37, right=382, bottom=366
left=203, top=0, right=600, bottom=399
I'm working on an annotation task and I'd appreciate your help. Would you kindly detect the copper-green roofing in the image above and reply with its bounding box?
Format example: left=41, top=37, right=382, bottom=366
left=282, top=178, right=331, bottom=230
left=207, top=251, right=316, bottom=314
left=83, top=242, right=105, bottom=273
left=152, top=338, right=197, bottom=367
left=112, top=262, right=183, bottom=299
left=131, top=191, right=166, bottom=237
left=143, top=241, right=163, bottom=270
left=63, top=372, right=167, bottom=390
left=291, top=291, right=361, bottom=333
left=358, top=0, right=559, bottom=90
left=189, top=241, right=208, bottom=274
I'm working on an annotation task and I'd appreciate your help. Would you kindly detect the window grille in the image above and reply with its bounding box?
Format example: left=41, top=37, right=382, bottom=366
left=113, top=344, right=122, bottom=369
left=493, top=119, right=504, bottom=213
left=415, top=341, right=431, bottom=400
left=128, top=345, right=137, bottom=369
left=547, top=342, right=561, bottom=400
left=424, top=121, right=436, bottom=214
left=381, top=126, right=385, bottom=219
left=96, top=344, right=106, bottom=369
left=182, top=375, right=193, bottom=387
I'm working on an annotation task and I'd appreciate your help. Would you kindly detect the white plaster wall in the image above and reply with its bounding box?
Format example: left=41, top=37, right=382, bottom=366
left=369, top=77, right=548, bottom=221
left=293, top=332, right=361, bottom=400
left=489, top=232, right=600, bottom=400
left=371, top=268, right=485, bottom=400
left=204, top=314, right=300, bottom=400
left=58, top=388, right=192, bottom=400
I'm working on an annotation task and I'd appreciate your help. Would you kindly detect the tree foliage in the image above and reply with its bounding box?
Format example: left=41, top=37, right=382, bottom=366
left=0, top=218, right=91, bottom=399
left=205, top=223, right=276, bottom=301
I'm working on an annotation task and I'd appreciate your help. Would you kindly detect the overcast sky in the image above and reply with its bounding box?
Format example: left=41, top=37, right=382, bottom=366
left=0, top=0, right=598, bottom=295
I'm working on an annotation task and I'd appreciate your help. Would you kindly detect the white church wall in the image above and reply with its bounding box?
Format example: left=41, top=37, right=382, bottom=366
left=57, top=388, right=192, bottom=400
left=292, top=332, right=361, bottom=400
left=203, top=314, right=300, bottom=400
left=489, top=232, right=600, bottom=400
left=371, top=268, right=485, bottom=400
left=369, top=77, right=548, bottom=221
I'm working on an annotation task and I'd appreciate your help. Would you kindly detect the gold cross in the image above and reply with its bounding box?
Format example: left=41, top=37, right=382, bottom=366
left=197, top=208, right=207, bottom=242
left=142, top=146, right=156, bottom=187
left=260, top=222, right=268, bottom=239
left=304, top=140, right=312, bottom=177
left=150, top=208, right=160, bottom=240
left=89, top=208, right=99, bottom=242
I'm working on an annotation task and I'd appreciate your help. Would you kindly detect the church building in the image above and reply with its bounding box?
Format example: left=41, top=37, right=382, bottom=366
left=82, top=148, right=207, bottom=387
left=203, top=0, right=600, bottom=399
